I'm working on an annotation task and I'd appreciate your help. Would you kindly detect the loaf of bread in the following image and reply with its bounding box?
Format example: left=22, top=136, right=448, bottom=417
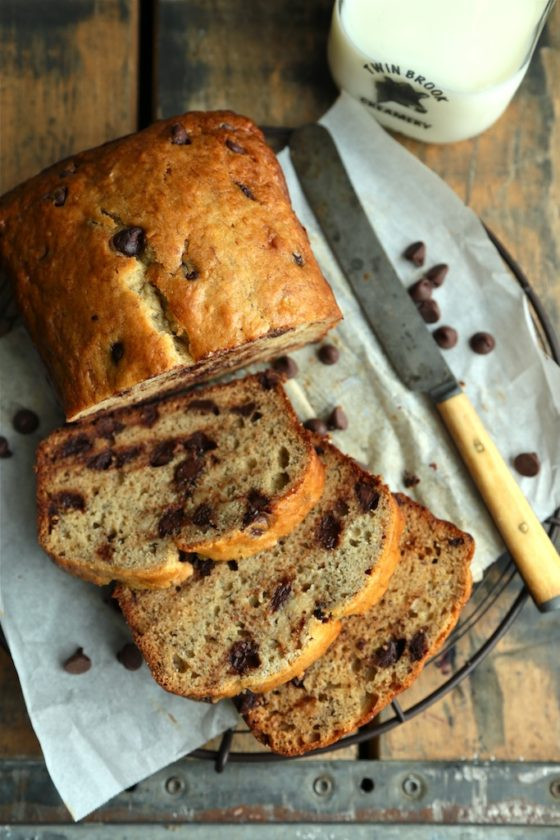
left=242, top=493, right=473, bottom=754
left=36, top=372, right=325, bottom=588
left=115, top=440, right=404, bottom=699
left=0, top=111, right=341, bottom=421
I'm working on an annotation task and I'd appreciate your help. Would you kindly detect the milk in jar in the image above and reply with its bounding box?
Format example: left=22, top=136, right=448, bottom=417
left=328, top=0, right=554, bottom=142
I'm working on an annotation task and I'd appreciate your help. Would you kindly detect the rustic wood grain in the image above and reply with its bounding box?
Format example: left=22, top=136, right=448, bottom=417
left=156, top=0, right=337, bottom=125
left=0, top=0, right=139, bottom=194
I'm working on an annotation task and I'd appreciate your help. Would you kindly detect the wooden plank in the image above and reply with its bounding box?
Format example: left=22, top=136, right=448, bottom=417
left=156, top=0, right=337, bottom=125
left=0, top=0, right=139, bottom=194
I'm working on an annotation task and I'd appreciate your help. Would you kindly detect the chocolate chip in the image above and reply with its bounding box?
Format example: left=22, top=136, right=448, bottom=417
left=403, top=241, right=425, bottom=266
left=0, top=436, right=12, bottom=458
left=317, top=344, right=339, bottom=365
left=116, top=643, right=143, bottom=671
left=470, top=332, right=496, bottom=354
left=150, top=440, right=176, bottom=467
left=115, top=446, right=142, bottom=468
left=327, top=405, right=348, bottom=431
left=187, top=399, right=220, bottom=415
left=316, top=512, right=342, bottom=550
left=230, top=402, right=257, bottom=417
left=183, top=431, right=217, bottom=455
left=94, top=415, right=125, bottom=441
left=417, top=299, right=440, bottom=324
left=183, top=266, right=199, bottom=281
left=227, top=560, right=239, bottom=571
left=513, top=452, right=540, bottom=477
left=292, top=252, right=304, bottom=266
left=447, top=536, right=465, bottom=547
left=251, top=411, right=263, bottom=422
left=12, top=408, right=39, bottom=434
left=178, top=550, right=196, bottom=563
left=257, top=369, right=280, bottom=390
left=272, top=356, right=298, bottom=379
left=409, top=630, right=429, bottom=662
left=191, top=503, right=215, bottom=528
left=170, top=123, right=191, bottom=145
left=235, top=181, right=256, bottom=200
left=191, top=555, right=215, bottom=577
left=226, top=138, right=246, bottom=154
left=303, top=418, right=328, bottom=435
left=313, top=604, right=328, bottom=622
left=270, top=579, right=292, bottom=612
left=48, top=491, right=85, bottom=518
left=374, top=638, right=406, bottom=667
left=433, top=325, right=458, bottom=349
left=111, top=342, right=125, bottom=363
left=139, top=404, right=159, bottom=427
left=408, top=278, right=432, bottom=302
left=157, top=506, right=186, bottom=537
left=425, top=263, right=448, bottom=287
left=174, top=456, right=204, bottom=488
left=229, top=639, right=261, bottom=674
left=334, top=499, right=349, bottom=517
left=242, top=489, right=271, bottom=528
left=57, top=435, right=92, bottom=458
left=96, top=542, right=114, bottom=563
left=403, top=471, right=420, bottom=488
left=111, top=227, right=145, bottom=257
left=355, top=479, right=380, bottom=512
left=87, top=450, right=114, bottom=470
left=63, top=647, right=91, bottom=674
left=52, top=186, right=68, bottom=207
left=234, top=690, right=262, bottom=714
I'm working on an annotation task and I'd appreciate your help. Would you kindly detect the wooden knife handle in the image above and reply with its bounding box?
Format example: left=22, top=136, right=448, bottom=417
left=437, top=391, right=560, bottom=612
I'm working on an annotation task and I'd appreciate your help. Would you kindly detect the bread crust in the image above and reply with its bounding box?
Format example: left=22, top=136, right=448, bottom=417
left=0, top=110, right=341, bottom=420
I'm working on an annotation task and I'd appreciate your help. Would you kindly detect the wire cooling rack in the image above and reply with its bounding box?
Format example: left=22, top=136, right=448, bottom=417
left=0, top=221, right=558, bottom=772
left=188, top=223, right=560, bottom=770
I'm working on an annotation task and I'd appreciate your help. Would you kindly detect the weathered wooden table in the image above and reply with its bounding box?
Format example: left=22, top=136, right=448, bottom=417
left=1, top=1, right=559, bottom=835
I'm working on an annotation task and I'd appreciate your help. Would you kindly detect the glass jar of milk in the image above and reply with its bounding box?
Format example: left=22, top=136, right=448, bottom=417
left=328, top=0, right=555, bottom=143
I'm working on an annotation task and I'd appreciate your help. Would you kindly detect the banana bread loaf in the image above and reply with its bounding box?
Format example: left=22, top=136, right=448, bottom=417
left=0, top=111, right=341, bottom=420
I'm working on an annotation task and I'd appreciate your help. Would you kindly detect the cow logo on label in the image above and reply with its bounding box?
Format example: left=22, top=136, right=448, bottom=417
left=375, top=76, right=429, bottom=113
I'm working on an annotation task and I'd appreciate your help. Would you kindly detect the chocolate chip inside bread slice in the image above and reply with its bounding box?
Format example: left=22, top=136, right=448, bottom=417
left=115, top=441, right=403, bottom=699
left=242, top=493, right=473, bottom=755
left=36, top=372, right=324, bottom=588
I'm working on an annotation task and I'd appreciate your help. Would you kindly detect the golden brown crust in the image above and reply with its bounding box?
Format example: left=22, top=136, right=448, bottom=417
left=0, top=110, right=341, bottom=420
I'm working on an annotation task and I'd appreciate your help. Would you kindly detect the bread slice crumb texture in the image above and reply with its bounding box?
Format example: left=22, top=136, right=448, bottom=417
left=115, top=441, right=403, bottom=699
left=36, top=372, right=324, bottom=588
left=242, top=493, right=474, bottom=755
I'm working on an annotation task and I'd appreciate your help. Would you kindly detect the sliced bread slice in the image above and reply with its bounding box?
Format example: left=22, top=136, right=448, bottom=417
left=36, top=371, right=324, bottom=588
left=242, top=493, right=473, bottom=755
left=115, top=441, right=404, bottom=699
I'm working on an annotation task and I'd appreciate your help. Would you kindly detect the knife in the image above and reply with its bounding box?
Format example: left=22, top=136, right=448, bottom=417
left=290, top=123, right=560, bottom=612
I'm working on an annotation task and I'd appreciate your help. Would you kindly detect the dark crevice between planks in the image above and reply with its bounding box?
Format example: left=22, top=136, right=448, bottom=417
left=138, top=0, right=157, bottom=128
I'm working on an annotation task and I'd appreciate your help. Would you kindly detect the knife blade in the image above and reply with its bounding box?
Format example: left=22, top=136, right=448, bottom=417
left=290, top=123, right=560, bottom=612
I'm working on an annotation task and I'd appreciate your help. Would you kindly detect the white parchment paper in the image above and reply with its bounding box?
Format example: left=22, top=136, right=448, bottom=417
left=1, top=92, right=559, bottom=821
